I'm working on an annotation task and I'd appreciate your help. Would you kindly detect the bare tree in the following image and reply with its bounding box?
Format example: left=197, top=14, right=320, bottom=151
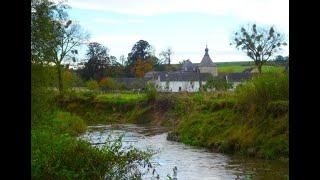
left=119, top=55, right=126, bottom=66
left=53, top=20, right=89, bottom=94
left=159, top=47, right=173, bottom=65
left=230, top=24, right=287, bottom=74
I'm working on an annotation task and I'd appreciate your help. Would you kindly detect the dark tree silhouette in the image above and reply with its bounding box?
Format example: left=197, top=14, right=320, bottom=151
left=127, top=40, right=153, bottom=67
left=231, top=24, right=287, bottom=74
left=80, top=42, right=110, bottom=81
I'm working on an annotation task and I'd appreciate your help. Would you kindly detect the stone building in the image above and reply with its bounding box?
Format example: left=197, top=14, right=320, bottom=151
left=114, top=46, right=252, bottom=92
left=197, top=45, right=218, bottom=76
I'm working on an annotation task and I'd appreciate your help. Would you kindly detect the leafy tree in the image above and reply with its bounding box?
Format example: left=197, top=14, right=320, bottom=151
left=86, top=80, right=99, bottom=91
left=62, top=69, right=83, bottom=89
left=32, top=0, right=89, bottom=94
left=231, top=24, right=287, bottom=74
left=80, top=42, right=110, bottom=81
left=131, top=59, right=153, bottom=77
left=127, top=40, right=153, bottom=68
left=99, top=77, right=118, bottom=91
left=31, top=0, right=61, bottom=64
left=275, top=55, right=284, bottom=61
left=204, top=77, right=233, bottom=91
left=149, top=56, right=164, bottom=71
left=159, top=47, right=173, bottom=64
left=107, top=56, right=127, bottom=77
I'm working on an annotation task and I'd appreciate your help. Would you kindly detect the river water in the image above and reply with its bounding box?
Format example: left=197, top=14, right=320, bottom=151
left=80, top=124, right=288, bottom=180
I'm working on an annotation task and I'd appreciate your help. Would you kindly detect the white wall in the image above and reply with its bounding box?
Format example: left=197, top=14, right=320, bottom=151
left=152, top=79, right=243, bottom=92
left=155, top=81, right=203, bottom=92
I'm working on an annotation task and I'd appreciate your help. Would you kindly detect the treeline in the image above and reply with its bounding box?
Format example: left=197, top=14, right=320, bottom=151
left=75, top=40, right=170, bottom=81
left=32, top=0, right=175, bottom=95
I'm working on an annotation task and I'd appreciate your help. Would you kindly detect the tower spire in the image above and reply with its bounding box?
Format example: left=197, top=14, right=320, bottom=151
left=205, top=44, right=209, bottom=55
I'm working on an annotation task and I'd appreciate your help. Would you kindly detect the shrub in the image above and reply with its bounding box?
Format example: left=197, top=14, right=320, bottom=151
left=52, top=111, right=87, bottom=136
left=86, top=80, right=99, bottom=91
left=145, top=82, right=158, bottom=100
left=63, top=69, right=83, bottom=90
left=99, top=77, right=118, bottom=92
left=267, top=100, right=289, bottom=116
left=32, top=130, right=152, bottom=179
left=32, top=64, right=57, bottom=126
left=235, top=73, right=288, bottom=111
left=204, top=77, right=233, bottom=91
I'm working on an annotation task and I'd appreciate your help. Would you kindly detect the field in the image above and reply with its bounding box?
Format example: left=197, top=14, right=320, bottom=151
left=216, top=61, right=285, bottom=73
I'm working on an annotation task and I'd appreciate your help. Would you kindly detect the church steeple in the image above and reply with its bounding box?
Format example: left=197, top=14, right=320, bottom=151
left=205, top=44, right=209, bottom=56
left=199, top=44, right=216, bottom=67
left=198, top=44, right=218, bottom=76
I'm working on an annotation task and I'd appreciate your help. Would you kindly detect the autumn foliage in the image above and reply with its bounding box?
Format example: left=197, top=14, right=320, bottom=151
left=99, top=77, right=118, bottom=91
left=99, top=77, right=108, bottom=87
left=131, top=59, right=153, bottom=77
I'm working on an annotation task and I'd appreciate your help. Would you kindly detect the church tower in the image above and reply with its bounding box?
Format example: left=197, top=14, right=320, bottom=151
left=198, top=45, right=218, bottom=76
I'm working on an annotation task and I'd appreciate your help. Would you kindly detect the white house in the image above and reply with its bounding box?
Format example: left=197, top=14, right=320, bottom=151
left=144, top=46, right=252, bottom=92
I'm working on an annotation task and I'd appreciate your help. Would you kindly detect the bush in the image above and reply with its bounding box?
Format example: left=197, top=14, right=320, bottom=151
left=267, top=100, right=289, bottom=116
left=32, top=129, right=152, bottom=179
left=99, top=77, right=118, bottom=92
left=206, top=98, right=236, bottom=111
left=204, top=77, right=233, bottom=91
left=145, top=82, right=158, bottom=100
left=235, top=73, right=288, bottom=111
left=86, top=80, right=99, bottom=91
left=32, top=111, right=152, bottom=179
left=32, top=64, right=57, bottom=126
left=63, top=69, right=83, bottom=90
left=52, top=111, right=87, bottom=136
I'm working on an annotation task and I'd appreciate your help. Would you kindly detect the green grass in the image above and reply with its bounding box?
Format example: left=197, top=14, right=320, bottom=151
left=96, top=93, right=147, bottom=104
left=218, top=65, right=250, bottom=73
left=216, top=61, right=253, bottom=67
left=168, top=72, right=289, bottom=160
left=261, top=66, right=285, bottom=73
left=217, top=64, right=285, bottom=73
left=217, top=61, right=252, bottom=73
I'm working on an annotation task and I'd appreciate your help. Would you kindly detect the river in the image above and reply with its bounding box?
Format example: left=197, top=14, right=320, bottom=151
left=80, top=124, right=288, bottom=180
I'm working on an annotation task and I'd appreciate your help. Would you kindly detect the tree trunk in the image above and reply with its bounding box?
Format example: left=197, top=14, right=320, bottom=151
left=57, top=64, right=64, bottom=95
left=258, top=63, right=262, bottom=74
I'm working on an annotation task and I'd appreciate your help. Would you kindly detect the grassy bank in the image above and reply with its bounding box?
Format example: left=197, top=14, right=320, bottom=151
left=167, top=73, right=288, bottom=160
left=55, top=72, right=288, bottom=161
left=32, top=64, right=152, bottom=179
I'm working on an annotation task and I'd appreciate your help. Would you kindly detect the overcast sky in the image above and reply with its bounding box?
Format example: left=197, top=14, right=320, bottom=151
left=64, top=0, right=289, bottom=64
